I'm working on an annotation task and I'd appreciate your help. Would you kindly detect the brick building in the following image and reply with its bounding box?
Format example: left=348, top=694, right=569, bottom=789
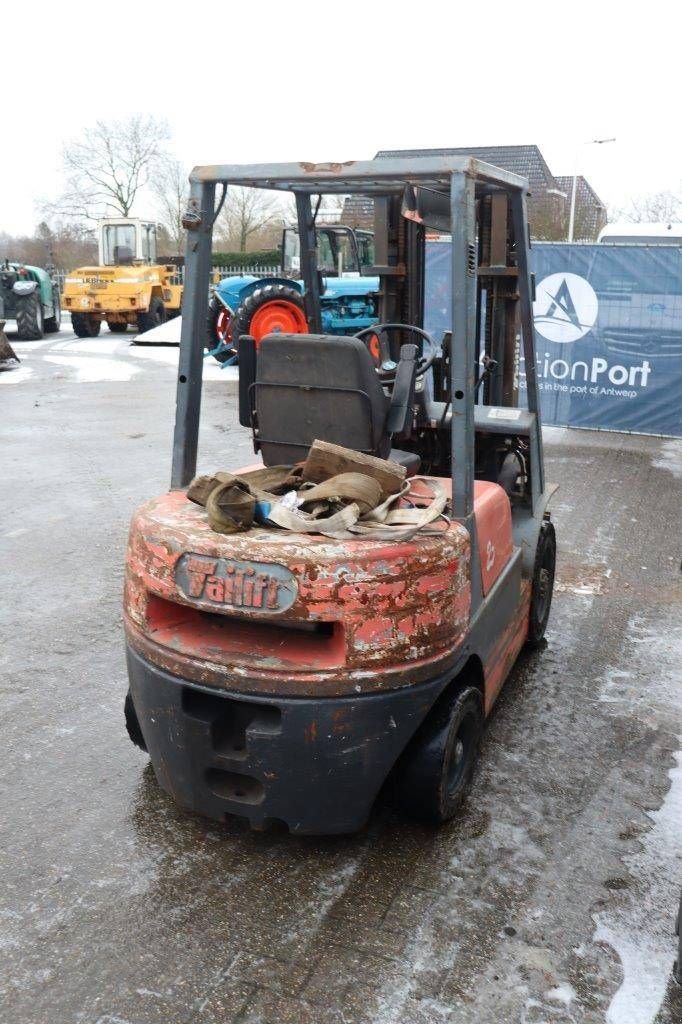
left=342, top=145, right=606, bottom=241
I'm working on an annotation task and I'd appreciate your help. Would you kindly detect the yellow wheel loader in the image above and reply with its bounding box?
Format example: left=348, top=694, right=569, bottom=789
left=62, top=219, right=182, bottom=337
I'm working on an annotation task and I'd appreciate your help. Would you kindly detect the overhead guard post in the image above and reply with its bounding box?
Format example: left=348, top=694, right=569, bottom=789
left=171, top=179, right=215, bottom=489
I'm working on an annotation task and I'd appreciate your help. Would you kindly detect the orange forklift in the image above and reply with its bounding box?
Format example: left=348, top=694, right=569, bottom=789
left=123, top=156, right=556, bottom=834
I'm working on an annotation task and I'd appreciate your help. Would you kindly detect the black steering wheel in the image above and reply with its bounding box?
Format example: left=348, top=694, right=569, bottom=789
left=353, top=323, right=437, bottom=382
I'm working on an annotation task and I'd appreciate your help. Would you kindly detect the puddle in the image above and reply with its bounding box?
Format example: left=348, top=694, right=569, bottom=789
left=555, top=563, right=609, bottom=596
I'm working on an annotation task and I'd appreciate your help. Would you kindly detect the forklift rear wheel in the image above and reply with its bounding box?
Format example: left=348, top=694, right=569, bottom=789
left=124, top=691, right=147, bottom=752
left=526, top=521, right=556, bottom=646
left=397, top=686, right=483, bottom=824
left=108, top=321, right=128, bottom=334
left=231, top=284, right=307, bottom=345
left=137, top=298, right=166, bottom=334
left=71, top=313, right=101, bottom=338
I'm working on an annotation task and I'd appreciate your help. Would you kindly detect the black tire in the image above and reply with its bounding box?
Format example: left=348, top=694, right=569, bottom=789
left=137, top=296, right=166, bottom=334
left=526, top=520, right=556, bottom=646
left=396, top=685, right=483, bottom=824
left=124, top=691, right=147, bottom=752
left=15, top=293, right=44, bottom=340
left=44, top=289, right=61, bottom=334
left=71, top=313, right=102, bottom=338
left=107, top=322, right=128, bottom=334
left=231, top=283, right=306, bottom=342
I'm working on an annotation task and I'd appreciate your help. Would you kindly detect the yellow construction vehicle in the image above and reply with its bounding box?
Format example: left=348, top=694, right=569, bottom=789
left=62, top=219, right=182, bottom=337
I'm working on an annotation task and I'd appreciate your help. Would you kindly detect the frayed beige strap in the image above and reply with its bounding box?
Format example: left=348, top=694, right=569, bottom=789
left=268, top=478, right=448, bottom=542
left=266, top=501, right=361, bottom=534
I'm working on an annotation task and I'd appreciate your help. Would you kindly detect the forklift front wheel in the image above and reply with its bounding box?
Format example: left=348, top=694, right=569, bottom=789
left=396, top=686, right=483, bottom=824
left=527, top=521, right=557, bottom=646
left=124, top=691, right=147, bottom=753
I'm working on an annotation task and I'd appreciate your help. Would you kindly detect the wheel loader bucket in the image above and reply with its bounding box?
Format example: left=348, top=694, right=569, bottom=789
left=0, top=321, right=20, bottom=371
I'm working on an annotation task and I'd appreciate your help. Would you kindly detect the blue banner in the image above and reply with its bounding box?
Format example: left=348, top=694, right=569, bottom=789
left=424, top=241, right=682, bottom=437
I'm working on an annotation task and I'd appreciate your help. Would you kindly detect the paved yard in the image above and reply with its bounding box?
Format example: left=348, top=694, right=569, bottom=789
left=2, top=326, right=681, bottom=1024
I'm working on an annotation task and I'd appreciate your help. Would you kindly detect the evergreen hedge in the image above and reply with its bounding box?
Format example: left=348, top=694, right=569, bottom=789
left=211, top=249, right=280, bottom=268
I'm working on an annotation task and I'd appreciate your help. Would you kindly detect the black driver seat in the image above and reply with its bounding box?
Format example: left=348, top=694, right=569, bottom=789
left=252, top=333, right=421, bottom=474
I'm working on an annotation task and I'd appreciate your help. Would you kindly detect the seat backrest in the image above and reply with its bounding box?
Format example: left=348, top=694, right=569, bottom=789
left=254, top=334, right=390, bottom=466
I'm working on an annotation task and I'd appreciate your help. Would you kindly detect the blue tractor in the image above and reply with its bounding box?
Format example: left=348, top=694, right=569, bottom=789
left=207, top=224, right=379, bottom=363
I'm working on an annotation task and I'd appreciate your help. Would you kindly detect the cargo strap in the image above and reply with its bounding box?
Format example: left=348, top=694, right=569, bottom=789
left=188, top=466, right=449, bottom=541
left=267, top=478, right=449, bottom=542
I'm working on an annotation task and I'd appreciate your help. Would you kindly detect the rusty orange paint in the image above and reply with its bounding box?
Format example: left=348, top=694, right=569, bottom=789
left=124, top=482, right=472, bottom=696
left=123, top=472, right=529, bottom=706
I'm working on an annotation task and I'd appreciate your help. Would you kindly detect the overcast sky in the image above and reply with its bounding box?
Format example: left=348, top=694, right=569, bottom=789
left=2, top=0, right=680, bottom=234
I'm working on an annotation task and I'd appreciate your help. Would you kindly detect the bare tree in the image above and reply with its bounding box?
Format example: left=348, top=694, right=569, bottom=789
left=152, top=157, right=189, bottom=256
left=0, top=221, right=96, bottom=270
left=216, top=186, right=282, bottom=252
left=47, top=115, right=171, bottom=221
left=612, top=190, right=682, bottom=224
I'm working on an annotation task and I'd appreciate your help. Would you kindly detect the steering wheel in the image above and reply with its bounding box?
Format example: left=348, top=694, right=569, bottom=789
left=353, top=323, right=438, bottom=382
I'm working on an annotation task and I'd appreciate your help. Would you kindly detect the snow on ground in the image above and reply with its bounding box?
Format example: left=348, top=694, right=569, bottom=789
left=594, top=750, right=681, bottom=1024
left=44, top=355, right=139, bottom=383
left=0, top=324, right=238, bottom=383
left=0, top=364, right=33, bottom=385
left=133, top=315, right=183, bottom=344
left=128, top=340, right=238, bottom=380
left=594, top=611, right=682, bottom=1024
left=652, top=438, right=682, bottom=479
left=50, top=337, right=123, bottom=355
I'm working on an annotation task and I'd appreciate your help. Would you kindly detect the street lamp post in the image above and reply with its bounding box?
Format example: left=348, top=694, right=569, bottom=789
left=567, top=137, right=616, bottom=242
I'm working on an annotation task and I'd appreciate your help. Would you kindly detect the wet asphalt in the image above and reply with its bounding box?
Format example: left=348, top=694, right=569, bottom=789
left=2, top=329, right=681, bottom=1024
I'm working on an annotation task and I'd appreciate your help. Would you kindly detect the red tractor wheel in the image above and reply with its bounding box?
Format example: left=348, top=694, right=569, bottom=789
left=216, top=306, right=232, bottom=343
left=367, top=333, right=381, bottom=364
left=207, top=296, right=235, bottom=363
left=232, top=284, right=308, bottom=346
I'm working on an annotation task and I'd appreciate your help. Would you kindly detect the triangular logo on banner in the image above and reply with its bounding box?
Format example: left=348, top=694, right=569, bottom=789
left=542, top=278, right=582, bottom=329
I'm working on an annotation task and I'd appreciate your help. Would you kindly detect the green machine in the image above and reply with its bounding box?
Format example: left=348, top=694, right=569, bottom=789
left=0, top=260, right=61, bottom=339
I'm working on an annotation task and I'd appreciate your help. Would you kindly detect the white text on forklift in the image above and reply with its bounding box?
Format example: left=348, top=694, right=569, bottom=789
left=523, top=354, right=651, bottom=398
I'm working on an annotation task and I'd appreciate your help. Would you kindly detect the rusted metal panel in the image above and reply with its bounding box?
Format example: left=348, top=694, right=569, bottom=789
left=489, top=193, right=509, bottom=268
left=189, top=157, right=529, bottom=193
left=124, top=486, right=471, bottom=697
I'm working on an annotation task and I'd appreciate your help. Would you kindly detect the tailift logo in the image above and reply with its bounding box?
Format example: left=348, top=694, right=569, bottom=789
left=174, top=553, right=298, bottom=613
left=532, top=273, right=651, bottom=397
